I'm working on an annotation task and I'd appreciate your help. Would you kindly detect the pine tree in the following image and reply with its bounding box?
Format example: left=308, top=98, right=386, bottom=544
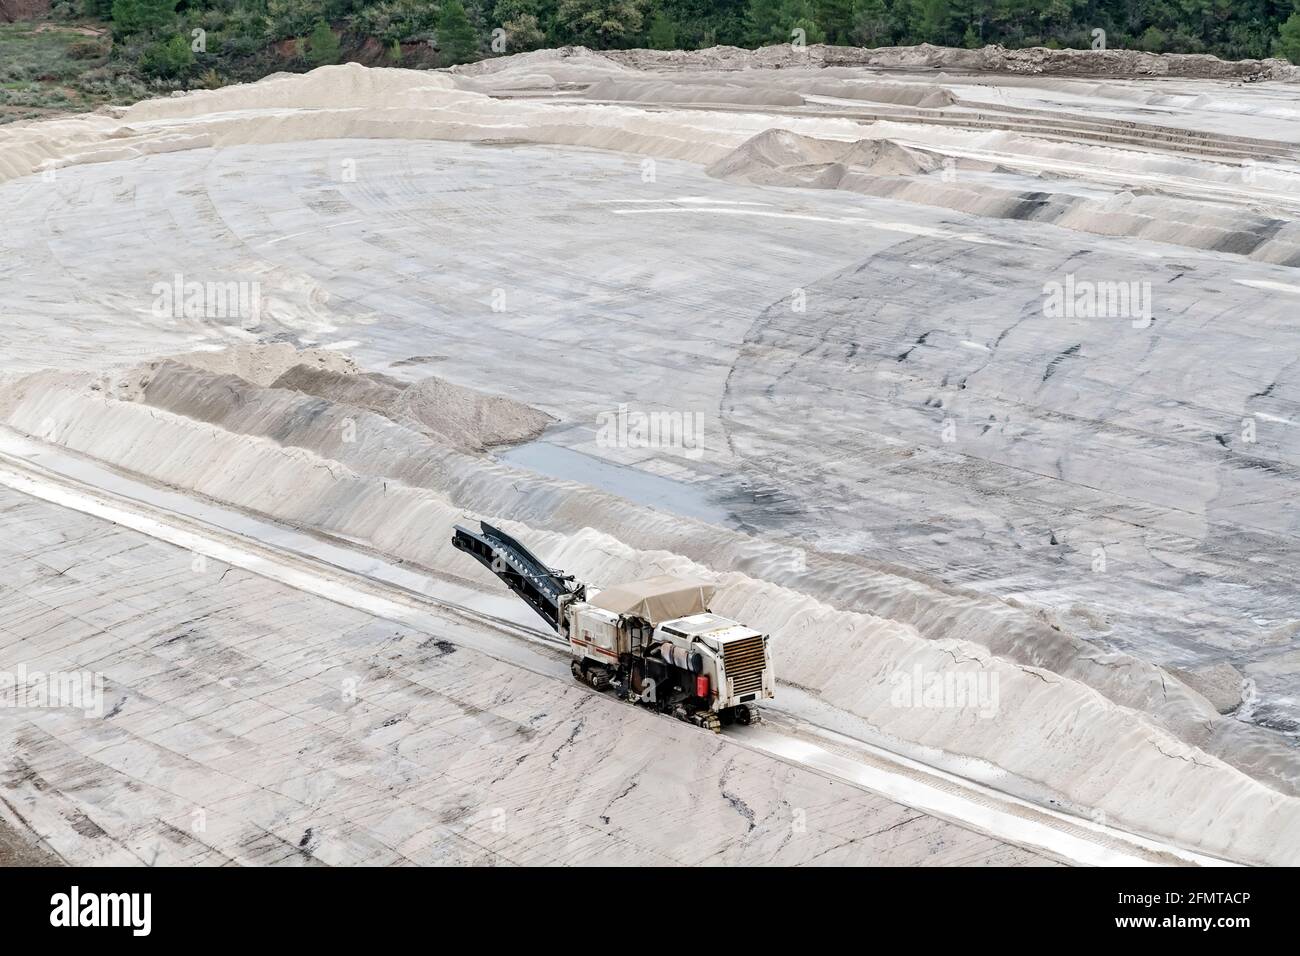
left=648, top=10, right=678, bottom=48
left=555, top=0, right=649, bottom=47
left=110, top=0, right=178, bottom=37
left=815, top=0, right=854, bottom=44
left=502, top=13, right=547, bottom=51
left=139, top=33, right=193, bottom=76
left=746, top=0, right=785, bottom=44
left=438, top=0, right=480, bottom=64
left=1275, top=12, right=1300, bottom=62
left=781, top=0, right=824, bottom=44
left=307, top=20, right=341, bottom=66
left=915, top=0, right=951, bottom=45
left=851, top=0, right=890, bottom=46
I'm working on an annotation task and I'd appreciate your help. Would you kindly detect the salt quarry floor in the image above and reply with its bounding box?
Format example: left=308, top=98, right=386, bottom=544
left=0, top=43, right=1298, bottom=866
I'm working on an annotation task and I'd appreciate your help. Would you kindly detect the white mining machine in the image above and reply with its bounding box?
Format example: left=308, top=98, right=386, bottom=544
left=453, top=522, right=774, bottom=731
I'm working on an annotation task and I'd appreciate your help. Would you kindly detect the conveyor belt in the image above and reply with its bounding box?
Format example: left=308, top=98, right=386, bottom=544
left=452, top=521, right=583, bottom=631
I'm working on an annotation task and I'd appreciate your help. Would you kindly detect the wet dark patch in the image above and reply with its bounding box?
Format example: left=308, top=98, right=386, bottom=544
left=1210, top=231, right=1267, bottom=256
left=721, top=790, right=757, bottom=832
left=1008, top=196, right=1053, bottom=220
left=714, top=477, right=806, bottom=532
left=1042, top=343, right=1080, bottom=382
left=1228, top=455, right=1290, bottom=477
left=390, top=354, right=446, bottom=367
left=67, top=811, right=106, bottom=839
left=1246, top=704, right=1299, bottom=736
left=418, top=637, right=457, bottom=657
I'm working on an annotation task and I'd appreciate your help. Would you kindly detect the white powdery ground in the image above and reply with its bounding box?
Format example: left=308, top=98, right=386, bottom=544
left=0, top=50, right=1298, bottom=864
left=0, top=485, right=1053, bottom=866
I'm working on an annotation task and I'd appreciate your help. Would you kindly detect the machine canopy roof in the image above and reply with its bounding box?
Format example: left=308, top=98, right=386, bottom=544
left=589, top=575, right=716, bottom=624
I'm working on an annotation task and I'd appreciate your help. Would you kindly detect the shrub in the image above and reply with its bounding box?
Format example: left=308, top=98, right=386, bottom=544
left=265, top=0, right=326, bottom=41
left=501, top=13, right=544, bottom=52
left=352, top=0, right=438, bottom=45
left=647, top=12, right=676, bottom=50
left=111, top=0, right=180, bottom=37
left=436, top=0, right=477, bottom=64
left=220, top=33, right=263, bottom=57
left=1138, top=26, right=1168, bottom=52
left=1276, top=13, right=1300, bottom=64
left=68, top=39, right=111, bottom=60
left=139, top=34, right=195, bottom=77
left=224, top=7, right=268, bottom=40
left=306, top=19, right=340, bottom=65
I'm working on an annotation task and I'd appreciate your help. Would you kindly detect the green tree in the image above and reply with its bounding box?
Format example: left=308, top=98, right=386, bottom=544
left=353, top=0, right=440, bottom=45
left=555, top=0, right=649, bottom=47
left=111, top=0, right=178, bottom=37
left=914, top=0, right=952, bottom=44
left=851, top=0, right=891, bottom=45
left=502, top=13, right=547, bottom=50
left=1139, top=24, right=1168, bottom=51
left=1275, top=11, right=1300, bottom=62
left=266, top=0, right=328, bottom=42
left=492, top=0, right=539, bottom=23
left=747, top=0, right=824, bottom=44
left=655, top=0, right=746, bottom=47
left=746, top=0, right=785, bottom=44
left=307, top=19, right=341, bottom=65
left=648, top=10, right=678, bottom=48
left=139, top=33, right=194, bottom=76
left=815, top=0, right=854, bottom=43
left=437, top=0, right=480, bottom=62
left=781, top=0, right=824, bottom=43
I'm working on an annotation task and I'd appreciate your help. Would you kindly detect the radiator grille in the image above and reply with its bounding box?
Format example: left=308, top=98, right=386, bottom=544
left=724, top=635, right=766, bottom=695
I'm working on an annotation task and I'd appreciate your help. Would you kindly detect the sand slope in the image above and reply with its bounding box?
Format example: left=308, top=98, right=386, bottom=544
left=3, top=47, right=1299, bottom=865
left=3, top=360, right=1297, bottom=863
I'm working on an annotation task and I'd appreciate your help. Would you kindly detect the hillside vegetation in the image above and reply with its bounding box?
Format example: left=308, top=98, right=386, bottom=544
left=4, top=0, right=1300, bottom=123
